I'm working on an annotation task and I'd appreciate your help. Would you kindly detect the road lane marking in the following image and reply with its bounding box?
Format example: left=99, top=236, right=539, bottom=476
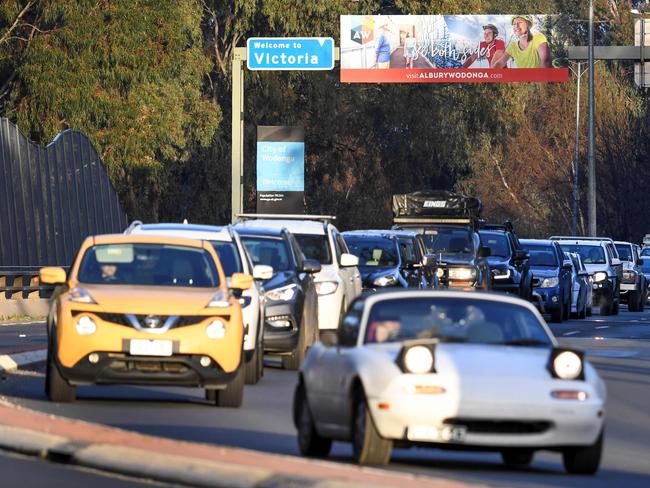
left=563, top=331, right=580, bottom=336
left=595, top=326, right=610, bottom=329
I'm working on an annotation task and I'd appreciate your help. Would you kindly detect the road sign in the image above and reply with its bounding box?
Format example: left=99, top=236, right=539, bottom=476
left=246, top=37, right=334, bottom=70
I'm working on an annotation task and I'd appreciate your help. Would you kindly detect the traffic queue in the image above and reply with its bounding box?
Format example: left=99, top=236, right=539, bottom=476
left=40, top=189, right=631, bottom=475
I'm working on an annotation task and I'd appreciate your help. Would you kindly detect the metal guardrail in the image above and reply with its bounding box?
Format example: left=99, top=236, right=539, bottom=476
left=0, top=267, right=67, bottom=300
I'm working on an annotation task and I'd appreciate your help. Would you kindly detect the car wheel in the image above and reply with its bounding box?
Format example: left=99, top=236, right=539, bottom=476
left=501, top=449, right=534, bottom=467
left=208, top=365, right=244, bottom=408
left=244, top=347, right=261, bottom=385
left=587, top=306, right=593, bottom=317
left=352, top=390, right=392, bottom=465
left=563, top=430, right=603, bottom=475
left=579, top=301, right=587, bottom=319
left=295, top=383, right=332, bottom=457
left=550, top=306, right=563, bottom=323
left=628, top=291, right=639, bottom=312
left=282, top=316, right=306, bottom=371
left=612, top=298, right=620, bottom=315
left=45, top=346, right=76, bottom=403
left=640, top=292, right=646, bottom=312
left=600, top=295, right=612, bottom=315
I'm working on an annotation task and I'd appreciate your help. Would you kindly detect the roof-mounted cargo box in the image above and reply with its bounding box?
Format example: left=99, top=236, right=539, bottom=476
left=392, top=190, right=482, bottom=221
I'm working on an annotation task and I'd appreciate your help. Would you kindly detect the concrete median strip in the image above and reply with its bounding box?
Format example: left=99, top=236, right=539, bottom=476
left=0, top=348, right=46, bottom=373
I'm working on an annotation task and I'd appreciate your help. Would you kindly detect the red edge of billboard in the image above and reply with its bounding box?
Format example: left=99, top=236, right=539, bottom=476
left=340, top=68, right=569, bottom=84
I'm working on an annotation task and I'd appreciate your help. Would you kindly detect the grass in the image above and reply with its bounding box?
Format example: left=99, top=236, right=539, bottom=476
left=0, top=314, right=46, bottom=322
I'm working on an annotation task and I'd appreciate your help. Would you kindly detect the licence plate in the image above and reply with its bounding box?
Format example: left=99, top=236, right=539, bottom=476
left=129, top=339, right=173, bottom=357
left=407, top=425, right=467, bottom=443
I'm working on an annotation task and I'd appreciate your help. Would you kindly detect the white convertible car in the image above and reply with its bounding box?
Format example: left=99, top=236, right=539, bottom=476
left=294, top=290, right=606, bottom=474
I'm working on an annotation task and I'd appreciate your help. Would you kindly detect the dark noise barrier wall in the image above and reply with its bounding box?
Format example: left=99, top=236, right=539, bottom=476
left=0, top=118, right=128, bottom=297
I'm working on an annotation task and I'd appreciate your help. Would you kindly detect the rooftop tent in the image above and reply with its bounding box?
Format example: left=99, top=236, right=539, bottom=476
left=392, top=190, right=482, bottom=219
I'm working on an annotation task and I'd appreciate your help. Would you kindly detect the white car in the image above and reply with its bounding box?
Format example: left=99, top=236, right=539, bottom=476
left=125, top=222, right=271, bottom=384
left=235, top=215, right=362, bottom=336
left=294, top=290, right=606, bottom=474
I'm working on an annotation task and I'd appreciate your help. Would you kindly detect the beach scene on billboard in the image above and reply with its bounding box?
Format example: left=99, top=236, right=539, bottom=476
left=340, top=15, right=568, bottom=83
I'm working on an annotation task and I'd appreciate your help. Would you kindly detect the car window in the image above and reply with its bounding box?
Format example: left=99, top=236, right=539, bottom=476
left=641, top=247, right=650, bottom=257
left=344, top=237, right=398, bottom=267
left=364, top=297, right=551, bottom=346
left=209, top=241, right=242, bottom=276
left=421, top=226, right=473, bottom=254
left=294, top=233, right=332, bottom=264
left=479, top=232, right=511, bottom=258
left=557, top=244, right=606, bottom=265
left=336, top=233, right=350, bottom=256
left=77, top=243, right=220, bottom=287
left=240, top=236, right=292, bottom=272
left=339, top=300, right=365, bottom=347
left=398, top=239, right=417, bottom=264
left=521, top=245, right=559, bottom=267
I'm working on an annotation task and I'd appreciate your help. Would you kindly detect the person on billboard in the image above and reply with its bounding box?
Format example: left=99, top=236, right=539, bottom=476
left=492, top=15, right=551, bottom=68
left=375, top=24, right=391, bottom=69
left=404, top=32, right=417, bottom=69
left=462, top=24, right=506, bottom=68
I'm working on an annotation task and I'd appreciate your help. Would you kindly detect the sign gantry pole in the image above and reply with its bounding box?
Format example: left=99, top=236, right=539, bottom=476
left=231, top=47, right=246, bottom=223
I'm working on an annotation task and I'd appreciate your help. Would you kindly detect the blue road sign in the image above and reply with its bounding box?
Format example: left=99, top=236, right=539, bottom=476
left=247, top=37, right=335, bottom=70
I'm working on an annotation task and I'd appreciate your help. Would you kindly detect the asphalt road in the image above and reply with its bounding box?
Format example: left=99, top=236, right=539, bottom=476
left=1, top=308, right=650, bottom=487
left=0, top=321, right=47, bottom=354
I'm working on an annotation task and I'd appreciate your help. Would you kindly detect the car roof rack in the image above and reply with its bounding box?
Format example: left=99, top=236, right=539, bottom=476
left=124, top=220, right=143, bottom=234
left=236, top=213, right=336, bottom=222
left=393, top=217, right=472, bottom=225
left=549, top=236, right=614, bottom=243
left=478, top=220, right=514, bottom=233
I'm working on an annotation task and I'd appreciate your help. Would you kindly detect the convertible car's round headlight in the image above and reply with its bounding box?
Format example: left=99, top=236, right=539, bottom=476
left=553, top=351, right=583, bottom=380
left=403, top=346, right=434, bottom=374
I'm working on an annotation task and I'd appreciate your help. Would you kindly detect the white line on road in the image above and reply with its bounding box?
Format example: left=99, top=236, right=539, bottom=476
left=595, top=326, right=610, bottom=329
left=563, top=331, right=580, bottom=336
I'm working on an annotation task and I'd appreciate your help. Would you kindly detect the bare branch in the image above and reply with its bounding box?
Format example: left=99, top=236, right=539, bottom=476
left=0, top=1, right=34, bottom=46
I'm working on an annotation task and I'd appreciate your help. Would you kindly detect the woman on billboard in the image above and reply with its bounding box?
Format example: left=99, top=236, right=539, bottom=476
left=492, top=15, right=551, bottom=68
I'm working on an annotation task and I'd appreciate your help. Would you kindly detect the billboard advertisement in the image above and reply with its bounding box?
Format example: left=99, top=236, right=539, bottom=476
left=256, top=126, right=304, bottom=214
left=340, top=15, right=568, bottom=83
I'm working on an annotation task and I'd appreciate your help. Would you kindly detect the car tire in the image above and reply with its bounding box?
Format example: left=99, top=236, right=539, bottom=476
left=501, top=449, right=534, bottom=467
left=207, top=365, right=244, bottom=408
left=45, top=346, right=76, bottom=403
left=579, top=301, right=587, bottom=319
left=628, top=291, right=639, bottom=312
left=563, top=430, right=603, bottom=475
left=550, top=306, right=563, bottom=323
left=587, top=306, right=593, bottom=317
left=600, top=295, right=612, bottom=316
left=612, top=298, right=620, bottom=315
left=295, top=383, right=332, bottom=457
left=244, top=347, right=262, bottom=385
left=282, top=317, right=306, bottom=371
left=352, top=390, right=392, bottom=465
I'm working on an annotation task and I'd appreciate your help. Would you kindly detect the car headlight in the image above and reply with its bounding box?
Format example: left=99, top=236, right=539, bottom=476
left=373, top=275, right=397, bottom=287
left=206, top=319, right=226, bottom=339
left=68, top=287, right=96, bottom=304
left=265, top=284, right=297, bottom=302
left=492, top=269, right=511, bottom=280
left=593, top=272, right=608, bottom=282
left=448, top=267, right=476, bottom=280
left=540, top=277, right=559, bottom=288
left=403, top=346, right=435, bottom=374
left=75, top=315, right=97, bottom=335
left=315, top=281, right=338, bottom=295
left=206, top=290, right=231, bottom=308
left=622, top=271, right=637, bottom=283
left=550, top=350, right=584, bottom=380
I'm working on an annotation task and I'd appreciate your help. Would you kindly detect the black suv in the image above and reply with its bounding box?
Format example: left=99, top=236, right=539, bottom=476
left=237, top=227, right=320, bottom=370
left=478, top=223, right=533, bottom=300
left=391, top=190, right=492, bottom=290
left=342, top=230, right=435, bottom=290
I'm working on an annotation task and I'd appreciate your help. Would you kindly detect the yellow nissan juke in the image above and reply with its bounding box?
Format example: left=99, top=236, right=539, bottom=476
left=39, top=234, right=252, bottom=407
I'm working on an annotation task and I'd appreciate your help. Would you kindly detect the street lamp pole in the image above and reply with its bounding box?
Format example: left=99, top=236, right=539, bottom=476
left=569, top=61, right=587, bottom=235
left=587, top=0, right=597, bottom=237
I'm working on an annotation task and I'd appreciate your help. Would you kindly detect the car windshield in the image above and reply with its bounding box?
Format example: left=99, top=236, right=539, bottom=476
left=641, top=247, right=650, bottom=257
left=210, top=241, right=242, bottom=276
left=479, top=232, right=510, bottom=258
left=614, top=244, right=633, bottom=262
left=558, top=244, right=606, bottom=265
left=522, top=245, right=558, bottom=267
left=241, top=236, right=292, bottom=271
left=420, top=226, right=473, bottom=254
left=77, top=243, right=219, bottom=287
left=294, top=234, right=332, bottom=264
left=364, top=297, right=552, bottom=346
left=344, top=237, right=399, bottom=268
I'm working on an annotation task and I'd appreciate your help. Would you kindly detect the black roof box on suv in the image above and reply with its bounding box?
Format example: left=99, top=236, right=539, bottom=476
left=392, top=190, right=482, bottom=220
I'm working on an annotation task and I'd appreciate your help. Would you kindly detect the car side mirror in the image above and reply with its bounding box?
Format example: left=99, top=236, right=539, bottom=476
left=302, top=259, right=322, bottom=274
left=230, top=272, right=253, bottom=290
left=340, top=253, right=359, bottom=267
left=252, top=264, right=273, bottom=281
left=514, top=250, right=529, bottom=261
left=611, top=258, right=621, bottom=266
left=39, top=267, right=67, bottom=285
left=478, top=246, right=491, bottom=258
left=423, top=254, right=437, bottom=268
left=562, top=260, right=573, bottom=270
left=578, top=270, right=589, bottom=277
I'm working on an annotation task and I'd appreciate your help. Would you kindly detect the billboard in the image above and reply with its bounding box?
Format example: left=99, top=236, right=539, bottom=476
left=340, top=15, right=568, bottom=83
left=256, top=126, right=305, bottom=214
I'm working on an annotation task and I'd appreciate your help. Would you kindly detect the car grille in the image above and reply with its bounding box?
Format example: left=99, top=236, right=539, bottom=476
left=94, top=313, right=211, bottom=329
left=443, top=418, right=553, bottom=434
